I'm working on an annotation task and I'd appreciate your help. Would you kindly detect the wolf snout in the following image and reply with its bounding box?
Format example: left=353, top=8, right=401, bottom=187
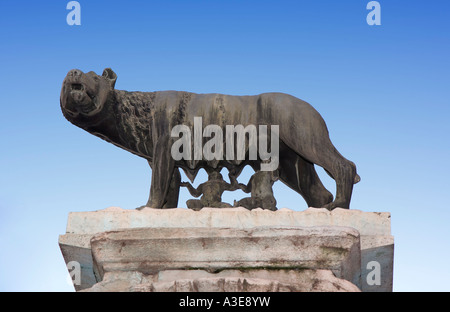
left=67, top=69, right=83, bottom=77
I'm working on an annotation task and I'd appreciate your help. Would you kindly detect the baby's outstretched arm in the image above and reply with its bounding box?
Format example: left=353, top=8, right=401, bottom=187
left=229, top=174, right=251, bottom=193
left=180, top=181, right=203, bottom=198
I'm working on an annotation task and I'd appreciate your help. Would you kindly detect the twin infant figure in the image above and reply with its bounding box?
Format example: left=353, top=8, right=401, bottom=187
left=180, top=166, right=278, bottom=211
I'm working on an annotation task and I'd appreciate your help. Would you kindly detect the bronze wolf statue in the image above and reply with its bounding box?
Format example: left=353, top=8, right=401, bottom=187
left=60, top=68, right=359, bottom=210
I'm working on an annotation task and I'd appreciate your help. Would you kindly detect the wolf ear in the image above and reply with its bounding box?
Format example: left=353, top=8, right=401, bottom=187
left=102, top=68, right=117, bottom=89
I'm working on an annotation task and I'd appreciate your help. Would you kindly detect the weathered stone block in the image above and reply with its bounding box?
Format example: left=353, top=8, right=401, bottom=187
left=89, top=226, right=361, bottom=287
left=59, top=207, right=394, bottom=292
left=85, top=270, right=360, bottom=292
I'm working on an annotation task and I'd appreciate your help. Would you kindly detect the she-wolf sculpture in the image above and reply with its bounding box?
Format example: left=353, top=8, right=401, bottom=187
left=60, top=68, right=360, bottom=210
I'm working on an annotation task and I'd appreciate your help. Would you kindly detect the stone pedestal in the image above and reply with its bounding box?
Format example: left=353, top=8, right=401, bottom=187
left=59, top=207, right=394, bottom=292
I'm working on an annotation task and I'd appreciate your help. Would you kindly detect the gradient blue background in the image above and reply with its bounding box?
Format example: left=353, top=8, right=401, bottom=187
left=1, top=0, right=449, bottom=291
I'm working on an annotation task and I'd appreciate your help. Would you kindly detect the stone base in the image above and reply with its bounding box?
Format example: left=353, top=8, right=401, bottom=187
left=87, top=226, right=361, bottom=292
left=84, top=269, right=360, bottom=292
left=59, top=207, right=394, bottom=292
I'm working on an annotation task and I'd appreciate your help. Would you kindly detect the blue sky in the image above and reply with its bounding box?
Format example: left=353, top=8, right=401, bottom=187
left=0, top=0, right=449, bottom=291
